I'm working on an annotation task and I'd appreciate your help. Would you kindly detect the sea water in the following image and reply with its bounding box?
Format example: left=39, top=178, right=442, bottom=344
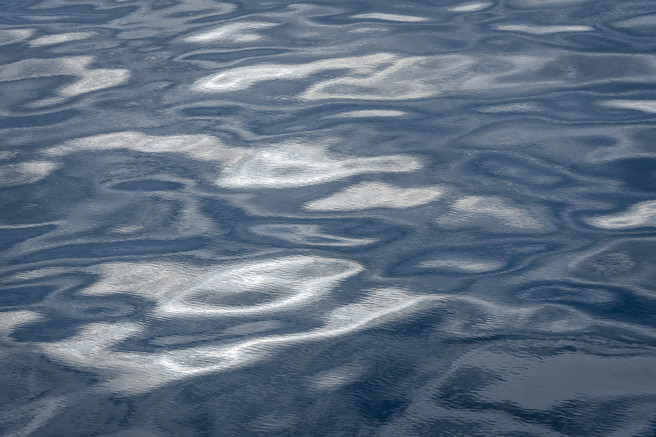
left=1, top=1, right=656, bottom=435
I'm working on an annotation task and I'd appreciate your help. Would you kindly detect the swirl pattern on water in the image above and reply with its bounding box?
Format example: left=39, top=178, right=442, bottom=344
left=1, top=0, right=656, bottom=435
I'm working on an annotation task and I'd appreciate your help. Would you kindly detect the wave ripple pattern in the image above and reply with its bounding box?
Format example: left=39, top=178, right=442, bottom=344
left=1, top=0, right=656, bottom=436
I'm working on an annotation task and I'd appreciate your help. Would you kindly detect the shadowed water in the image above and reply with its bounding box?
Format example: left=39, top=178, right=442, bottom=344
left=1, top=0, right=656, bottom=436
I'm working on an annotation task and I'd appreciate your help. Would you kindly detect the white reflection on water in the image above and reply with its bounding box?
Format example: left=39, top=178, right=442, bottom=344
left=0, top=56, right=129, bottom=106
left=436, top=196, right=548, bottom=232
left=156, top=256, right=363, bottom=317
left=350, top=13, right=428, bottom=22
left=45, top=131, right=244, bottom=164
left=193, top=51, right=656, bottom=102
left=492, top=24, right=594, bottom=34
left=602, top=99, right=656, bottom=113
left=586, top=200, right=656, bottom=229
left=304, top=181, right=444, bottom=212
left=0, top=161, right=59, bottom=187
left=327, top=109, right=406, bottom=118
left=29, top=32, right=94, bottom=47
left=215, top=141, right=422, bottom=189
left=308, top=364, right=364, bottom=391
left=45, top=133, right=422, bottom=190
left=183, top=21, right=279, bottom=44
left=0, top=28, right=34, bottom=46
left=418, top=258, right=505, bottom=273
left=192, top=53, right=400, bottom=93
left=35, top=283, right=618, bottom=396
left=476, top=102, right=543, bottom=113
left=81, top=256, right=362, bottom=316
left=159, top=288, right=435, bottom=374
left=0, top=310, right=43, bottom=342
left=251, top=224, right=377, bottom=246
left=39, top=284, right=439, bottom=394
left=448, top=3, right=493, bottom=12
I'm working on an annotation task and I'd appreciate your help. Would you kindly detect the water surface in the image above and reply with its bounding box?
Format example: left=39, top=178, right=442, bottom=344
left=1, top=0, right=656, bottom=435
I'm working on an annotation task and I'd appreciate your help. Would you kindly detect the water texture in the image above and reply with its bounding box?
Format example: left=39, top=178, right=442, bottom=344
left=1, top=0, right=656, bottom=435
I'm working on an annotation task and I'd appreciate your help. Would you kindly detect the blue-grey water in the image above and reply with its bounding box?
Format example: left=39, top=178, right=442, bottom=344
left=1, top=1, right=656, bottom=435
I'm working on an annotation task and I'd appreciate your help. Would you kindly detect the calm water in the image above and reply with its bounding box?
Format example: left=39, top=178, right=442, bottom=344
left=1, top=1, right=656, bottom=435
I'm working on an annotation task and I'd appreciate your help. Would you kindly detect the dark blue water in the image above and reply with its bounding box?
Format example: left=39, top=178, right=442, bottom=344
left=2, top=1, right=656, bottom=435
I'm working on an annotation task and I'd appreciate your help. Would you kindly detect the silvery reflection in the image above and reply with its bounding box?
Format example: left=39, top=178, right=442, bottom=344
left=304, top=182, right=444, bottom=212
left=35, top=274, right=442, bottom=395
left=22, top=259, right=615, bottom=398
left=448, top=2, right=493, bottom=12
left=183, top=22, right=279, bottom=44
left=327, top=109, right=406, bottom=119
left=45, top=133, right=422, bottom=190
left=191, top=52, right=656, bottom=102
left=29, top=32, right=94, bottom=47
left=418, top=258, right=504, bottom=273
left=601, top=99, right=656, bottom=113
left=586, top=200, right=656, bottom=229
left=251, top=224, right=377, bottom=246
left=492, top=24, right=594, bottom=34
left=0, top=161, right=59, bottom=188
left=436, top=196, right=549, bottom=232
left=0, top=56, right=129, bottom=107
left=349, top=13, right=428, bottom=22
left=0, top=29, right=35, bottom=46
left=156, top=256, right=363, bottom=317
left=215, top=141, right=422, bottom=189
left=45, top=131, right=241, bottom=163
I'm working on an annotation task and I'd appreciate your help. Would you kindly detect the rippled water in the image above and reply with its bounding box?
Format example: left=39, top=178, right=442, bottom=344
left=1, top=1, right=656, bottom=435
